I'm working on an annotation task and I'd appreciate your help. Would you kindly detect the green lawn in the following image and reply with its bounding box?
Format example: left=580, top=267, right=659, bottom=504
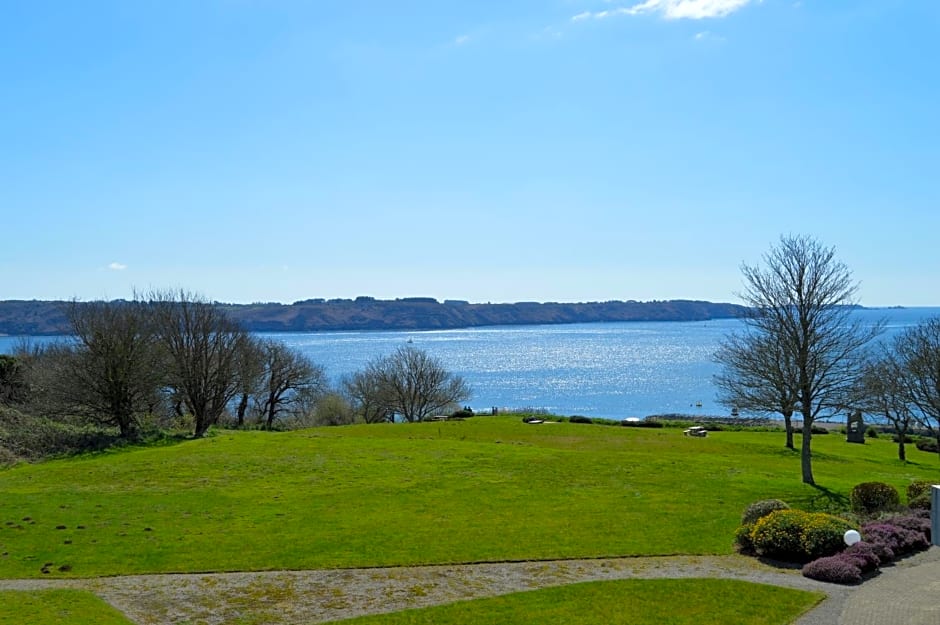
left=0, top=417, right=936, bottom=578
left=325, top=579, right=824, bottom=625
left=0, top=590, right=134, bottom=624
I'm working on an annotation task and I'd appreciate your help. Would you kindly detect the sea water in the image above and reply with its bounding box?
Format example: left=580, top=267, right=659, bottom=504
left=2, top=307, right=936, bottom=420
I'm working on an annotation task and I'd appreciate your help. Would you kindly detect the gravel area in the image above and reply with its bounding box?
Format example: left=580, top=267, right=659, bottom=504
left=1, top=550, right=936, bottom=624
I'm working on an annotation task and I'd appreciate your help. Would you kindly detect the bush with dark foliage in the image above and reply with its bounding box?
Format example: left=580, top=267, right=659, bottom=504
left=850, top=482, right=900, bottom=514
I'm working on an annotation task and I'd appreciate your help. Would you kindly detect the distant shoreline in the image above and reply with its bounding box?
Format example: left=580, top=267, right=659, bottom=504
left=0, top=298, right=748, bottom=336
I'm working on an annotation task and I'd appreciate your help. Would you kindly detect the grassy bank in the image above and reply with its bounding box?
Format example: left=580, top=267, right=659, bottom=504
left=0, top=417, right=936, bottom=578
left=0, top=590, right=134, bottom=624
left=327, top=579, right=824, bottom=625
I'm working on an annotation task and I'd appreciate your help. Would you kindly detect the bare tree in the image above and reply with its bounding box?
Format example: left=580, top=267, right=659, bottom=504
left=893, top=316, right=940, bottom=458
left=733, top=235, right=881, bottom=485
left=256, top=339, right=326, bottom=430
left=368, top=345, right=470, bottom=423
left=232, top=336, right=265, bottom=428
left=32, top=299, right=165, bottom=438
left=148, top=290, right=247, bottom=438
left=343, top=368, right=394, bottom=424
left=715, top=331, right=800, bottom=449
left=856, top=353, right=915, bottom=461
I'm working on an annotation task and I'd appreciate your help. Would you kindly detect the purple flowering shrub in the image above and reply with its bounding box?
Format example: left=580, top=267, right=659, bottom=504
left=842, top=542, right=881, bottom=573
left=801, top=513, right=931, bottom=584
left=802, top=555, right=863, bottom=585
left=861, top=523, right=928, bottom=556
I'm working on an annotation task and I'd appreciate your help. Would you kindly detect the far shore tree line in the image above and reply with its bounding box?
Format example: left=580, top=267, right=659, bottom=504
left=0, top=289, right=470, bottom=450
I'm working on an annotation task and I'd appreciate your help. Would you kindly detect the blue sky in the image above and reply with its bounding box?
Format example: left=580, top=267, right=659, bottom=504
left=2, top=0, right=938, bottom=306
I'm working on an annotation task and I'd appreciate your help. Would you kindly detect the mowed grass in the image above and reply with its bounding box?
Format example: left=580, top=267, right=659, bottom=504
left=0, top=417, right=936, bottom=578
left=327, top=579, right=824, bottom=625
left=0, top=590, right=135, bottom=624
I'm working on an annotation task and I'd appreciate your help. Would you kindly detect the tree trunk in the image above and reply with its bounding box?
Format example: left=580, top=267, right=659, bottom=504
left=265, top=393, right=276, bottom=430
left=236, top=393, right=249, bottom=428
left=801, top=419, right=815, bottom=485
left=897, top=424, right=907, bottom=462
left=783, top=411, right=794, bottom=450
left=193, top=416, right=211, bottom=438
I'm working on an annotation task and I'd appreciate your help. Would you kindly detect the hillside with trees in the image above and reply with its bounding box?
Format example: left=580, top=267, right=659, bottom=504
left=0, top=298, right=746, bottom=335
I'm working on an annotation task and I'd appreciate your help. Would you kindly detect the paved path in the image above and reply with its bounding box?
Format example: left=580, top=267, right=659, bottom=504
left=0, top=550, right=937, bottom=624
left=839, top=547, right=940, bottom=625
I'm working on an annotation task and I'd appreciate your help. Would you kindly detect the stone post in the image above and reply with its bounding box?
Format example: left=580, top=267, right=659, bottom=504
left=846, top=410, right=866, bottom=444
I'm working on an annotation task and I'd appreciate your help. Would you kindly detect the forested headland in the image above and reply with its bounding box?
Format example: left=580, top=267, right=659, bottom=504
left=0, top=298, right=746, bottom=335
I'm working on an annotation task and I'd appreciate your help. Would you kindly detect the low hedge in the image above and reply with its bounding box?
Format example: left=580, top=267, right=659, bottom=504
left=620, top=420, right=664, bottom=428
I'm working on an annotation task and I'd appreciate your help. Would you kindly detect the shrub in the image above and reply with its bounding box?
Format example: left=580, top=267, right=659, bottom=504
left=915, top=437, right=939, bottom=453
left=450, top=409, right=474, bottom=419
left=907, top=480, right=934, bottom=502
left=850, top=482, right=900, bottom=514
left=0, top=445, right=19, bottom=467
left=810, top=425, right=830, bottom=435
left=750, top=510, right=852, bottom=563
left=843, top=542, right=881, bottom=573
left=734, top=524, right=754, bottom=553
left=568, top=415, right=592, bottom=424
left=802, top=555, right=862, bottom=584
left=892, top=434, right=916, bottom=443
left=885, top=514, right=932, bottom=543
left=865, top=539, right=895, bottom=563
left=866, top=428, right=878, bottom=438
left=908, top=493, right=932, bottom=511
left=861, top=523, right=928, bottom=556
left=741, top=499, right=790, bottom=526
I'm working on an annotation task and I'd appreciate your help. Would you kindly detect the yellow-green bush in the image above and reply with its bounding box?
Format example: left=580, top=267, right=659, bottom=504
left=750, top=509, right=852, bottom=563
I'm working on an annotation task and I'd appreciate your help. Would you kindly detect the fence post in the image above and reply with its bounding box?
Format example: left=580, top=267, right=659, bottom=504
left=933, top=486, right=940, bottom=547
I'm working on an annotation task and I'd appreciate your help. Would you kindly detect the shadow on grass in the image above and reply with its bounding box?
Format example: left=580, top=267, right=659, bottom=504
left=790, top=484, right=851, bottom=514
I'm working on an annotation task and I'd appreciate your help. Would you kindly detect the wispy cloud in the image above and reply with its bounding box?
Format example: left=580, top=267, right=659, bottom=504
left=573, top=0, right=757, bottom=21
left=108, top=262, right=127, bottom=271
left=693, top=30, right=726, bottom=42
left=531, top=25, right=564, bottom=41
left=454, top=34, right=471, bottom=46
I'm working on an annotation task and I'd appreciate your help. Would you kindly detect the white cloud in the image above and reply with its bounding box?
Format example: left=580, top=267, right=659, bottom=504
left=573, top=0, right=757, bottom=21
left=454, top=34, right=471, bottom=45
left=108, top=262, right=127, bottom=271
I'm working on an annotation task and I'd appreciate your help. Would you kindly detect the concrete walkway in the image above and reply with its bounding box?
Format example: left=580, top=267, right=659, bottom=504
left=839, top=547, right=940, bottom=625
left=0, top=549, right=937, bottom=624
